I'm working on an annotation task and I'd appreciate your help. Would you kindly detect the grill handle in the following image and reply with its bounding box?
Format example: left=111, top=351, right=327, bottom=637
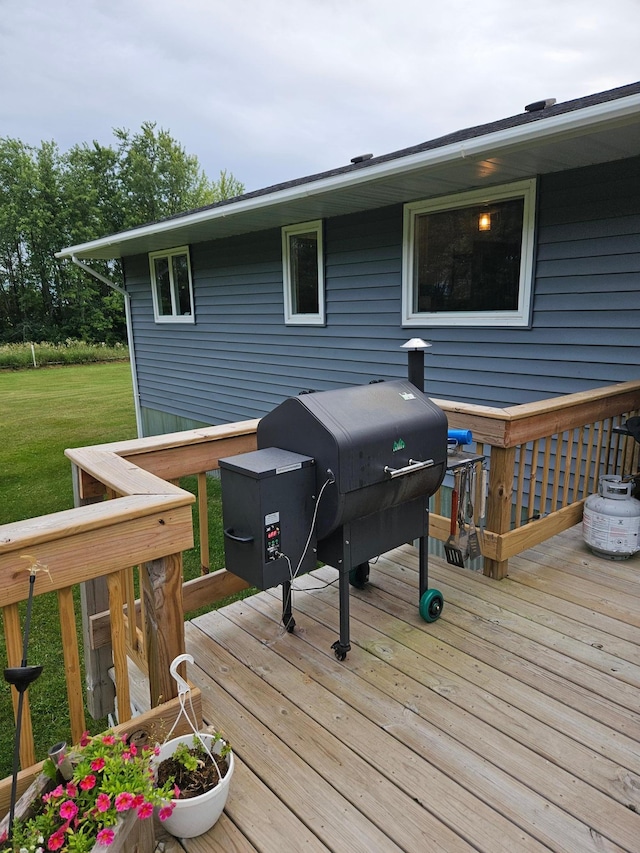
left=384, top=458, right=434, bottom=479
left=224, top=528, right=255, bottom=544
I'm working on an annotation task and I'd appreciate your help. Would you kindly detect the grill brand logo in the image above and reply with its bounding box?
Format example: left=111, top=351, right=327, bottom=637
left=392, top=438, right=406, bottom=452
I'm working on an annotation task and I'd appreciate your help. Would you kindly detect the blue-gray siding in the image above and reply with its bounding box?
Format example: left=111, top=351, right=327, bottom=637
left=125, top=156, right=640, bottom=433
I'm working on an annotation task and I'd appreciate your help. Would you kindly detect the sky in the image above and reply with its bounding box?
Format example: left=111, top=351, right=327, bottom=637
left=2, top=0, right=639, bottom=193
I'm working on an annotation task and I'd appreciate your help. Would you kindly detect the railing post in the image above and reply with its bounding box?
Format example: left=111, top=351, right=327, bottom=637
left=140, top=553, right=185, bottom=707
left=72, top=463, right=116, bottom=719
left=483, top=446, right=516, bottom=579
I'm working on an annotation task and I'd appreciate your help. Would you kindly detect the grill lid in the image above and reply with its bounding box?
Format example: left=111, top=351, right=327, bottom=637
left=257, top=379, right=448, bottom=493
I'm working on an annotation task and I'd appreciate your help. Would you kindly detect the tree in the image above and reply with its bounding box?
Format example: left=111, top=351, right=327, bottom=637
left=114, top=122, right=243, bottom=228
left=0, top=125, right=244, bottom=344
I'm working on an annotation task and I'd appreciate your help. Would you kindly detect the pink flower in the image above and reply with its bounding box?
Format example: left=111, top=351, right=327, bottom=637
left=136, top=800, right=154, bottom=819
left=128, top=743, right=138, bottom=756
left=173, top=784, right=181, bottom=799
left=91, top=757, right=105, bottom=772
left=47, top=830, right=66, bottom=850
left=80, top=730, right=91, bottom=747
left=122, top=751, right=131, bottom=762
left=158, top=804, right=174, bottom=821
left=132, top=794, right=145, bottom=808
left=115, top=791, right=134, bottom=811
left=59, top=800, right=78, bottom=821
left=65, top=781, right=78, bottom=797
left=101, top=735, right=116, bottom=746
left=96, top=793, right=111, bottom=812
left=96, top=827, right=115, bottom=846
left=80, top=774, right=97, bottom=791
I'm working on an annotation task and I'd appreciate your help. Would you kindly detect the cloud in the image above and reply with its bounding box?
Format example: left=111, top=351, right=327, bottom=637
left=1, top=0, right=638, bottom=191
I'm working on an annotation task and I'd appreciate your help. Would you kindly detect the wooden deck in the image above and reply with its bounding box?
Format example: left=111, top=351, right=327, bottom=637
left=170, top=525, right=640, bottom=853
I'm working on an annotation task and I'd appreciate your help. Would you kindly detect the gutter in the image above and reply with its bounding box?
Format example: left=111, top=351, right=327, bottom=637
left=55, top=91, right=640, bottom=261
left=70, top=256, right=143, bottom=437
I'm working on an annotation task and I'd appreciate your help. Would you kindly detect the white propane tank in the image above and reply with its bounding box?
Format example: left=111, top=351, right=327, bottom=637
left=583, top=475, right=640, bottom=560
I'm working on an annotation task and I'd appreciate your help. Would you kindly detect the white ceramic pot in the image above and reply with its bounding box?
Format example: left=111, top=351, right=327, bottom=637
left=153, top=733, right=234, bottom=838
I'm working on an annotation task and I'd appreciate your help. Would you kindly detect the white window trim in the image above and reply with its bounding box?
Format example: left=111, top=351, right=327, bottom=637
left=282, top=220, right=325, bottom=326
left=149, top=245, right=195, bottom=324
left=402, top=179, right=537, bottom=327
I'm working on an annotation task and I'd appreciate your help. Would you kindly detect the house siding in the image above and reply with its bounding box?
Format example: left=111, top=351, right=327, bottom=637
left=126, top=156, right=640, bottom=434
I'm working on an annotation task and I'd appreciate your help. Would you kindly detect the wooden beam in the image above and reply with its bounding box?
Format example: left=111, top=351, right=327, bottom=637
left=434, top=380, right=640, bottom=449
left=66, top=448, right=189, bottom=499
left=496, top=502, right=585, bottom=561
left=483, top=446, right=516, bottom=579
left=120, top=432, right=258, bottom=481
left=90, top=568, right=252, bottom=651
left=73, top=419, right=260, bottom=457
left=108, top=570, right=132, bottom=724
left=197, top=472, right=210, bottom=574
left=141, top=553, right=185, bottom=707
left=0, top=498, right=194, bottom=608
left=2, top=603, right=36, bottom=769
left=72, top=463, right=116, bottom=719
left=57, top=586, right=86, bottom=744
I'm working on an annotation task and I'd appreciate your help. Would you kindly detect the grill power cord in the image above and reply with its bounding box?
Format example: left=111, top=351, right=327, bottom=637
left=264, top=472, right=334, bottom=646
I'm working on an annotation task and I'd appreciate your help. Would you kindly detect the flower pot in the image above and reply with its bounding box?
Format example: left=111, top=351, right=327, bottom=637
left=153, top=733, right=234, bottom=839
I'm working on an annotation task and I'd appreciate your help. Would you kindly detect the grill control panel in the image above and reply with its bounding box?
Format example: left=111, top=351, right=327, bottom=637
left=265, top=513, right=281, bottom=561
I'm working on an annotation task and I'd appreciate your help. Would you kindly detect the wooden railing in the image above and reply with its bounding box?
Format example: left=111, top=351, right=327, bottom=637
left=0, top=421, right=257, bottom=775
left=1, top=379, right=639, bottom=778
left=433, top=379, right=640, bottom=578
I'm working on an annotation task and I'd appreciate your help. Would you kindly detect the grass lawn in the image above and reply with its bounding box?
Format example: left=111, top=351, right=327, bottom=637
left=1, top=362, right=136, bottom=524
left=0, top=363, right=138, bottom=779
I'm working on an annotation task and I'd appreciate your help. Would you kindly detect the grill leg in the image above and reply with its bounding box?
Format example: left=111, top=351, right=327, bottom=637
left=419, top=508, right=430, bottom=598
left=282, top=580, right=295, bottom=633
left=331, top=527, right=352, bottom=661
left=418, top=506, right=444, bottom=623
left=419, top=534, right=428, bottom=599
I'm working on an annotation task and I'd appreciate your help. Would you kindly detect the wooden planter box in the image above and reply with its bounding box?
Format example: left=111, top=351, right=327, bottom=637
left=1, top=773, right=154, bottom=853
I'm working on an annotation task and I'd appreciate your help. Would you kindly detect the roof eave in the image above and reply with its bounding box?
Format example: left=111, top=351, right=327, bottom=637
left=56, top=91, right=640, bottom=261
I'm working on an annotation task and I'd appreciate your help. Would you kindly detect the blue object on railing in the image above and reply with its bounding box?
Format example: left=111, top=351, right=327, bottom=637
left=448, top=428, right=472, bottom=446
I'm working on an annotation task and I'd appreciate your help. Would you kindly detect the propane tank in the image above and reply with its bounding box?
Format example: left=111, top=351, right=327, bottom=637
left=583, top=475, right=640, bottom=560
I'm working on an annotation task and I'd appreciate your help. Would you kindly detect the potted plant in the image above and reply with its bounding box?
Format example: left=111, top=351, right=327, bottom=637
left=0, top=729, right=176, bottom=852
left=152, top=729, right=233, bottom=839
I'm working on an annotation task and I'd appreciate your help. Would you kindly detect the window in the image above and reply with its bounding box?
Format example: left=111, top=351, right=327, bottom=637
left=282, top=220, right=325, bottom=325
left=149, top=246, right=194, bottom=323
left=402, top=180, right=536, bottom=327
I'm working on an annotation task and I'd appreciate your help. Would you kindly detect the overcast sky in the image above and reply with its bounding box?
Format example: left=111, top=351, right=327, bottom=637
left=2, top=0, right=639, bottom=192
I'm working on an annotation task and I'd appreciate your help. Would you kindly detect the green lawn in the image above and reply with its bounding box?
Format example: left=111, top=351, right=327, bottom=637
left=0, top=363, right=137, bottom=779
left=0, top=362, right=136, bottom=524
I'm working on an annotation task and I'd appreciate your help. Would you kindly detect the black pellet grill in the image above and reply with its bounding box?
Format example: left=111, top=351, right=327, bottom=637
left=220, top=379, right=448, bottom=659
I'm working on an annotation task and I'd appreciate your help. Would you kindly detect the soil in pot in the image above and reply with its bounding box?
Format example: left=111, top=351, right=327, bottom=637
left=156, top=742, right=229, bottom=798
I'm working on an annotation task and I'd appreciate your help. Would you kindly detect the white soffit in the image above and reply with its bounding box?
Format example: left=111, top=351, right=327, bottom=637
left=57, top=93, right=640, bottom=261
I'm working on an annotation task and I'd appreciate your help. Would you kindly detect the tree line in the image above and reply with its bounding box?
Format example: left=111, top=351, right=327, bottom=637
left=0, top=122, right=244, bottom=344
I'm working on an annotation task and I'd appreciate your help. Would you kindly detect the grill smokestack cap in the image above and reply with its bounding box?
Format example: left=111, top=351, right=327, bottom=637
left=402, top=338, right=432, bottom=350
left=351, top=153, right=373, bottom=164
left=525, top=98, right=556, bottom=112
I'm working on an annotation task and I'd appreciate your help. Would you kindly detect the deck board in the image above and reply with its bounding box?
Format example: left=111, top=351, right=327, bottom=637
left=178, top=526, right=640, bottom=853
